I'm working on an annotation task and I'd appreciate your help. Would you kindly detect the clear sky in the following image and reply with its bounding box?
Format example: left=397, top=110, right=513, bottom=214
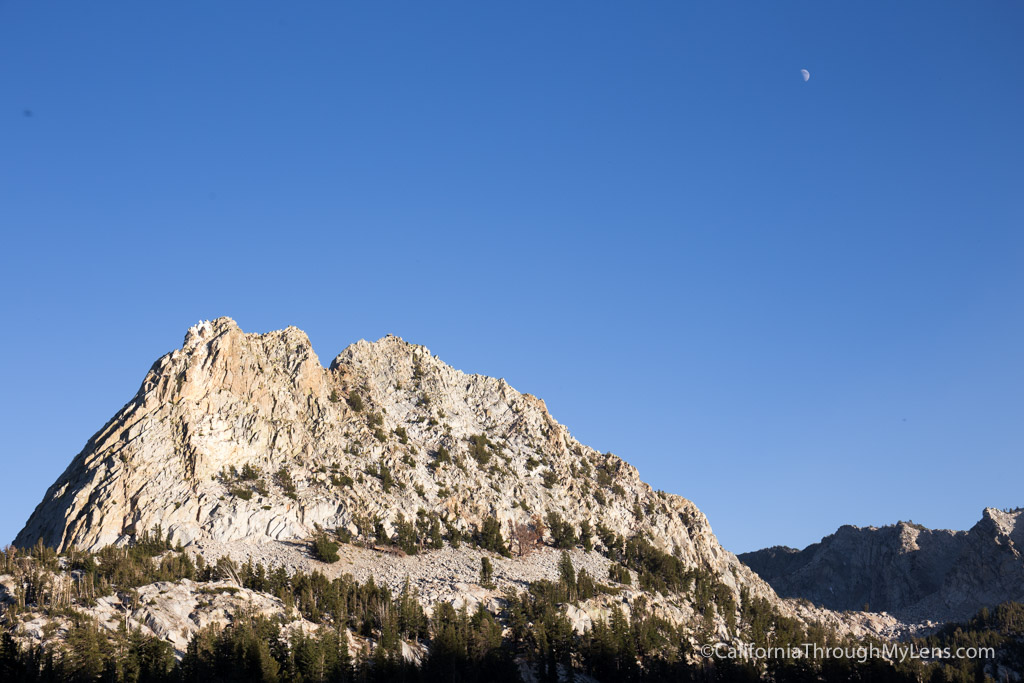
left=1, top=2, right=1021, bottom=553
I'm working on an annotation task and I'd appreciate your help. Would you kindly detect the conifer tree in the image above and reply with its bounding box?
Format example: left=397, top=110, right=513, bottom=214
left=480, top=557, right=495, bottom=588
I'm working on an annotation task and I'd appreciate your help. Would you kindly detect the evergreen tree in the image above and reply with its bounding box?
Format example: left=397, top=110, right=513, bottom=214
left=428, top=517, right=444, bottom=550
left=480, top=557, right=495, bottom=588
left=478, top=517, right=509, bottom=556
left=64, top=618, right=105, bottom=682
left=393, top=514, right=418, bottom=555
left=578, top=520, right=594, bottom=552
left=557, top=551, right=576, bottom=593
left=545, top=512, right=576, bottom=549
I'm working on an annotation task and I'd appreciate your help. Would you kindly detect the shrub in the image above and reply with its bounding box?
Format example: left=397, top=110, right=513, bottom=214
left=347, top=392, right=364, bottom=412
left=395, top=427, right=409, bottom=444
left=230, top=488, right=253, bottom=501
left=469, top=434, right=493, bottom=465
left=312, top=533, right=340, bottom=563
left=379, top=465, right=394, bottom=493
left=541, top=470, right=557, bottom=489
left=240, top=464, right=261, bottom=481
left=276, top=468, right=297, bottom=499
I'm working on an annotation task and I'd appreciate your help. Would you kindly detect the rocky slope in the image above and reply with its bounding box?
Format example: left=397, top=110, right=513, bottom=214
left=15, top=317, right=772, bottom=610
left=0, top=573, right=316, bottom=657
left=0, top=540, right=908, bottom=664
left=739, top=508, right=1024, bottom=622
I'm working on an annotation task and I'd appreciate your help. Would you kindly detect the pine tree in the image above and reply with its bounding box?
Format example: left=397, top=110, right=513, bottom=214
left=480, top=557, right=495, bottom=588
left=428, top=518, right=444, bottom=549
left=557, top=551, right=576, bottom=600
left=64, top=618, right=106, bottom=682
left=393, top=514, right=418, bottom=555
left=478, top=517, right=509, bottom=556
left=578, top=520, right=594, bottom=552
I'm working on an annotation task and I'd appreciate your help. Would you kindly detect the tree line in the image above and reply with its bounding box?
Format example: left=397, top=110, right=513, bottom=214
left=3, top=529, right=1022, bottom=681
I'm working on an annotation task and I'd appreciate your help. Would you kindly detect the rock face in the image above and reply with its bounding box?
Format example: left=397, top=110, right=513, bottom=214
left=15, top=317, right=772, bottom=605
left=0, top=573, right=319, bottom=657
left=739, top=509, right=1024, bottom=622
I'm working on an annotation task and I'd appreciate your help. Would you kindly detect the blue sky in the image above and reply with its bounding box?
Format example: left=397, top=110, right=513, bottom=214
left=1, top=2, right=1021, bottom=553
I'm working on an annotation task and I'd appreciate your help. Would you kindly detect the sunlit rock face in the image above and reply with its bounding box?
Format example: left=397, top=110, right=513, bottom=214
left=15, top=318, right=768, bottom=598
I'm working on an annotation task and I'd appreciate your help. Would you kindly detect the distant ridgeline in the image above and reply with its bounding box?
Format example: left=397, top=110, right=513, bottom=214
left=739, top=508, right=1024, bottom=623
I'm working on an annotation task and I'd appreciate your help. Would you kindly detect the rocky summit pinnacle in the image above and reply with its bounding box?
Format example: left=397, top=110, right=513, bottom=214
left=15, top=318, right=762, bottom=595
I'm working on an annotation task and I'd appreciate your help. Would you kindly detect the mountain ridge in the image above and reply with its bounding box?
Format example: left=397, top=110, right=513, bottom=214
left=15, top=317, right=762, bottom=599
left=739, top=507, right=1024, bottom=623
left=3, top=317, right=952, bottom=678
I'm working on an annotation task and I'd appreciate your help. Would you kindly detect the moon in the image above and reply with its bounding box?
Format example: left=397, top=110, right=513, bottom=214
left=801, top=69, right=810, bottom=82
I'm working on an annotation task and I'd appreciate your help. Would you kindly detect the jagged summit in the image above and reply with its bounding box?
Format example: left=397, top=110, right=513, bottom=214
left=739, top=508, right=1024, bottom=622
left=15, top=318, right=765, bottom=599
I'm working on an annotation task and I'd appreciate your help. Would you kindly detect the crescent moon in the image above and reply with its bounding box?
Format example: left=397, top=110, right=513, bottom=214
left=801, top=69, right=810, bottom=82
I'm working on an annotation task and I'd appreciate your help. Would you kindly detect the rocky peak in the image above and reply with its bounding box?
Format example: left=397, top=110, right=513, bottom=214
left=740, top=509, right=1024, bottom=622
left=15, top=319, right=772, bottom=605
left=978, top=507, right=1024, bottom=543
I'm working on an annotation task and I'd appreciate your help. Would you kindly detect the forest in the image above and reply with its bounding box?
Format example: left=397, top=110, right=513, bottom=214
left=1, top=527, right=1020, bottom=682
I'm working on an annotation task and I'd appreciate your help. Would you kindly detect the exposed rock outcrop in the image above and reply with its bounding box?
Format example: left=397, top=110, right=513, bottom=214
left=739, top=508, right=1024, bottom=622
left=15, top=317, right=772, bottom=608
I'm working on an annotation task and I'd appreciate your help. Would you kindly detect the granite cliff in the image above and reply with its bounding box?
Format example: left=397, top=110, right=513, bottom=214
left=18, top=317, right=748, bottom=588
